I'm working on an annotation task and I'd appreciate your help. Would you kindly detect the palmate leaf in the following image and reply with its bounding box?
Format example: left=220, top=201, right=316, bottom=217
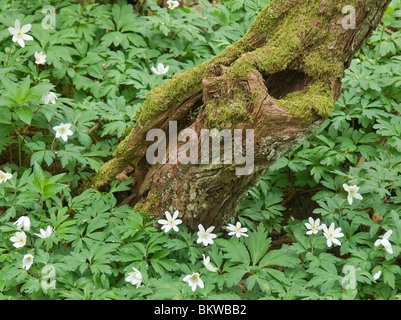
left=259, top=248, right=299, bottom=268
left=245, top=224, right=271, bottom=265
left=57, top=144, right=87, bottom=168
left=150, top=250, right=178, bottom=275
left=216, top=238, right=250, bottom=267
left=26, top=141, right=56, bottom=166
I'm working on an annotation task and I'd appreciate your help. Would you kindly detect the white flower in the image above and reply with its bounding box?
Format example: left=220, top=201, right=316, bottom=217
left=10, top=231, right=27, bottom=248
left=34, top=226, right=53, bottom=239
left=53, top=123, right=73, bottom=142
left=321, top=222, right=344, bottom=247
left=196, top=224, right=217, bottom=247
left=22, top=254, right=34, bottom=271
left=14, top=216, right=31, bottom=231
left=158, top=210, right=182, bottom=232
left=151, top=63, right=169, bottom=75
left=167, top=0, right=179, bottom=9
left=343, top=183, right=363, bottom=205
left=34, top=51, right=46, bottom=65
left=0, top=170, right=12, bottom=184
left=183, top=272, right=204, bottom=292
left=373, top=270, right=381, bottom=281
left=226, top=221, right=248, bottom=238
left=202, top=254, right=218, bottom=272
left=305, top=217, right=321, bottom=235
left=8, top=19, right=33, bottom=48
left=43, top=92, right=57, bottom=105
left=374, top=230, right=393, bottom=254
left=125, top=267, right=142, bottom=288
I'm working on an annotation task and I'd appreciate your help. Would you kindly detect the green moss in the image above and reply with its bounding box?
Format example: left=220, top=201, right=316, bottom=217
left=91, top=158, right=126, bottom=189
left=133, top=191, right=159, bottom=214
left=206, top=85, right=253, bottom=129
left=136, top=63, right=208, bottom=124
left=277, top=80, right=334, bottom=118
left=304, top=50, right=344, bottom=79
left=206, top=99, right=251, bottom=129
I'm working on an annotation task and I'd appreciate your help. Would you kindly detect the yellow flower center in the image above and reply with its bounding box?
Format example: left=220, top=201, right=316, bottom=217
left=17, top=30, right=23, bottom=37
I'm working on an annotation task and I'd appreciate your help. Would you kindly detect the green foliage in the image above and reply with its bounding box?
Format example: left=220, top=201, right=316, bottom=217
left=1, top=0, right=401, bottom=300
left=236, top=0, right=401, bottom=300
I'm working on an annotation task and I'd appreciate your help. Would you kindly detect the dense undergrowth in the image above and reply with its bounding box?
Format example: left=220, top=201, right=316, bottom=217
left=0, top=0, right=401, bottom=299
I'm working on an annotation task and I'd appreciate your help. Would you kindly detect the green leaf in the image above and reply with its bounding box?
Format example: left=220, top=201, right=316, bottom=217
left=16, top=107, right=33, bottom=125
left=224, top=266, right=248, bottom=288
left=0, top=106, right=12, bottom=124
left=246, top=224, right=271, bottom=265
left=216, top=238, right=250, bottom=267
left=259, top=248, right=299, bottom=268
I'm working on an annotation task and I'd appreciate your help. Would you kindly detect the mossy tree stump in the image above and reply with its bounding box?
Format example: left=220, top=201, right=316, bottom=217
left=89, top=0, right=391, bottom=229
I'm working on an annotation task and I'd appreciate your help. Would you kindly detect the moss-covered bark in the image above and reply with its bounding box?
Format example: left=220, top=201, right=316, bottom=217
left=88, top=0, right=391, bottom=229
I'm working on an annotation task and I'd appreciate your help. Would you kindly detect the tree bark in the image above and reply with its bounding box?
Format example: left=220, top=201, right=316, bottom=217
left=88, top=0, right=391, bottom=229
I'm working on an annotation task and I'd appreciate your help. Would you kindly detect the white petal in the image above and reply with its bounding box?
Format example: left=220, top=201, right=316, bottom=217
left=383, top=230, right=393, bottom=240
left=198, top=278, right=204, bottom=289
left=347, top=195, right=353, bottom=205
left=331, top=238, right=341, bottom=246
left=380, top=238, right=390, bottom=247
left=343, top=183, right=350, bottom=191
left=206, top=226, right=215, bottom=233
left=374, top=239, right=382, bottom=247
left=21, top=34, right=33, bottom=41
left=165, top=211, right=172, bottom=220
left=326, top=239, right=332, bottom=247
left=172, top=210, right=179, bottom=220
left=17, top=38, right=25, bottom=48
left=20, top=23, right=32, bottom=33
left=158, top=219, right=168, bottom=225
left=384, top=244, right=393, bottom=254
left=14, top=19, right=21, bottom=30
left=198, top=224, right=205, bottom=233
left=354, top=193, right=363, bottom=200
left=373, top=270, right=381, bottom=280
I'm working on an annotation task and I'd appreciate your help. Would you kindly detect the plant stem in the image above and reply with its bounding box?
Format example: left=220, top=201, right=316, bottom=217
left=16, top=128, right=22, bottom=168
